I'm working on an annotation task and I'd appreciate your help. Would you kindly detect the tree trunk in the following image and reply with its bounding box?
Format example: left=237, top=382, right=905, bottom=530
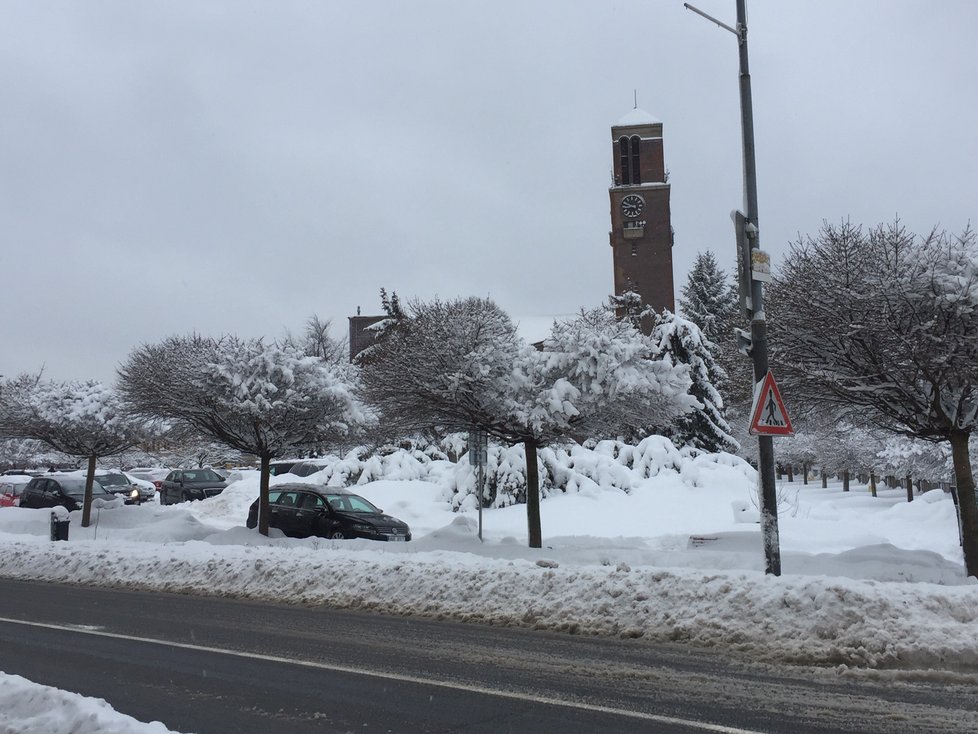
left=258, top=454, right=271, bottom=536
left=786, top=464, right=794, bottom=482
left=821, top=469, right=828, bottom=488
left=906, top=474, right=914, bottom=503
left=869, top=471, right=877, bottom=497
left=843, top=469, right=850, bottom=492
left=81, top=454, right=97, bottom=528
left=950, top=431, right=978, bottom=578
left=524, top=440, right=542, bottom=549
left=803, top=462, right=809, bottom=485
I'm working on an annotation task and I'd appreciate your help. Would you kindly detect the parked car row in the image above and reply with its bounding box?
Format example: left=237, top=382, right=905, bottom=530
left=1, top=465, right=234, bottom=508
left=2, top=462, right=413, bottom=544
left=2, top=471, right=156, bottom=509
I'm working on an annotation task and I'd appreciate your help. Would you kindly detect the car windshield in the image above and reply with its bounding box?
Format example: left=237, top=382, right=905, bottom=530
left=61, top=479, right=110, bottom=498
left=182, top=469, right=223, bottom=483
left=97, top=474, right=130, bottom=487
left=325, top=493, right=380, bottom=514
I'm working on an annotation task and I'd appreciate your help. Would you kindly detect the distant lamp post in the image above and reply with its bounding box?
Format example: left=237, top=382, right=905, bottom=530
left=685, top=0, right=782, bottom=576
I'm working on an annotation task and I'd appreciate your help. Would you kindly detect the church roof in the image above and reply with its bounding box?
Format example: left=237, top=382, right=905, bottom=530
left=615, top=107, right=661, bottom=126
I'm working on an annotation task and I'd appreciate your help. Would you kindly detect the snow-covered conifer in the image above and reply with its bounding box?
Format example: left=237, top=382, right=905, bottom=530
left=680, top=252, right=756, bottom=421
left=650, top=310, right=737, bottom=454
left=606, top=290, right=651, bottom=331
left=680, top=251, right=736, bottom=344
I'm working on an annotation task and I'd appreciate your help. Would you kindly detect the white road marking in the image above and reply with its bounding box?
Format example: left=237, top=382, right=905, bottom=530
left=1, top=616, right=765, bottom=734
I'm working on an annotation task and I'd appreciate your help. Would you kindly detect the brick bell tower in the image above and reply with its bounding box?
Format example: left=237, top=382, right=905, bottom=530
left=609, top=108, right=675, bottom=331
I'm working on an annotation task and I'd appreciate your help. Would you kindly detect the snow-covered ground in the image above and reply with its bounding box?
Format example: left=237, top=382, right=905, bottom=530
left=1, top=450, right=977, bottom=732
left=0, top=673, right=181, bottom=734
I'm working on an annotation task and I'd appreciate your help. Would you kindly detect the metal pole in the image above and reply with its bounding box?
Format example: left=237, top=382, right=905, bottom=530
left=736, top=0, right=781, bottom=575
left=686, top=0, right=781, bottom=574
left=478, top=458, right=485, bottom=542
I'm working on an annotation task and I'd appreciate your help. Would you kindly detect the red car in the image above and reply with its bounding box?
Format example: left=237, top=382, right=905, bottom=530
left=0, top=475, right=35, bottom=508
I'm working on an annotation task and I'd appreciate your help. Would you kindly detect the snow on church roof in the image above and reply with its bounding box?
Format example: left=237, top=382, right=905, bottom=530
left=615, top=107, right=661, bottom=126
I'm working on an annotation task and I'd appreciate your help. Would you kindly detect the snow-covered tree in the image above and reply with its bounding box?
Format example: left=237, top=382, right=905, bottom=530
left=360, top=297, right=538, bottom=535
left=541, top=308, right=695, bottom=439
left=156, top=423, right=237, bottom=469
left=770, top=220, right=978, bottom=576
left=778, top=428, right=819, bottom=483
left=278, top=314, right=346, bottom=365
left=810, top=420, right=885, bottom=492
left=0, top=375, right=151, bottom=526
left=118, top=335, right=369, bottom=535
left=0, top=438, right=51, bottom=470
left=876, top=434, right=955, bottom=497
left=650, top=310, right=737, bottom=453
left=680, top=251, right=737, bottom=344
left=715, top=275, right=756, bottom=423
left=358, top=296, right=522, bottom=437
left=361, top=297, right=694, bottom=547
left=679, top=252, right=756, bottom=430
left=607, top=290, right=649, bottom=332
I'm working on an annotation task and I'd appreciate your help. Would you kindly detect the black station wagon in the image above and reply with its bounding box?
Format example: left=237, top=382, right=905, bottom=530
left=246, top=483, right=411, bottom=542
left=18, top=474, right=118, bottom=511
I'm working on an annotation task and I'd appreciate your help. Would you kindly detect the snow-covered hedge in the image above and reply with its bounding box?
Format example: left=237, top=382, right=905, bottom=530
left=294, top=434, right=757, bottom=512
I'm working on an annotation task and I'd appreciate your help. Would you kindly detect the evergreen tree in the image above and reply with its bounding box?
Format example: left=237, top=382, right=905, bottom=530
left=679, top=251, right=754, bottom=422
left=651, top=310, right=738, bottom=454
left=606, top=290, right=649, bottom=331
left=680, top=251, right=736, bottom=344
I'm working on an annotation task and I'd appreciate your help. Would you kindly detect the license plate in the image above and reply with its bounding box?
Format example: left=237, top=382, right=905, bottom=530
left=388, top=535, right=405, bottom=542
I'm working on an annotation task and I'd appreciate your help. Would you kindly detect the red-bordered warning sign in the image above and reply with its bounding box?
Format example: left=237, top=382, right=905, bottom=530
left=748, top=371, right=794, bottom=436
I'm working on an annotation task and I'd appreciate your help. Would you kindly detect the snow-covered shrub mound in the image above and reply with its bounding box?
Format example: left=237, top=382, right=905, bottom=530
left=246, top=434, right=756, bottom=515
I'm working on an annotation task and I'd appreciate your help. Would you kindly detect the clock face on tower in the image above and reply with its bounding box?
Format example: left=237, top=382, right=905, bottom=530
left=621, top=194, right=645, bottom=219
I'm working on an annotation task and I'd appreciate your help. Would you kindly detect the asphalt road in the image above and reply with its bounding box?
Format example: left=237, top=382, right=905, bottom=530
left=0, top=579, right=975, bottom=733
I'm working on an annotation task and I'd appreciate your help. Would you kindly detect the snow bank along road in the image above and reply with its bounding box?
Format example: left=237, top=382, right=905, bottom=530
left=3, top=524, right=978, bottom=673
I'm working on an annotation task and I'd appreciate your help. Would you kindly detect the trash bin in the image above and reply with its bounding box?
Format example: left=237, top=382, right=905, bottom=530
left=50, top=508, right=70, bottom=541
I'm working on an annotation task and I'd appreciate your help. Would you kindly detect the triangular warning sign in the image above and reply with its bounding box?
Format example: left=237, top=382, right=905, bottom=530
left=748, top=371, right=794, bottom=436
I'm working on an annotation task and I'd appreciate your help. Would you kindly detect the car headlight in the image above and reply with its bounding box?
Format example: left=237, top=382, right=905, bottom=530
left=350, top=523, right=373, bottom=533
left=129, top=489, right=140, bottom=499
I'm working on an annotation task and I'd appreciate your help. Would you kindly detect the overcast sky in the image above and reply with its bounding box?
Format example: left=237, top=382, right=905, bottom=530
left=2, top=1, right=975, bottom=383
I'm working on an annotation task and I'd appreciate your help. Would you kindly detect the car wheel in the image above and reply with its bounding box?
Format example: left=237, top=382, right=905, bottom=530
left=181, top=492, right=192, bottom=503
left=328, top=530, right=346, bottom=540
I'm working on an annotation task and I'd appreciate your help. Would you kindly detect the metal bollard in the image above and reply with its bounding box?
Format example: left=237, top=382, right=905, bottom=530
left=50, top=508, right=70, bottom=541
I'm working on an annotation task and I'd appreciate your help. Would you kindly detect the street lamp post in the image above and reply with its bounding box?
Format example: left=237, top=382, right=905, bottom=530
left=686, top=0, right=781, bottom=575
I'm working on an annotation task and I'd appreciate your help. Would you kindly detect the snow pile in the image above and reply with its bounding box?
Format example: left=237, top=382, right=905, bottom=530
left=0, top=673, right=183, bottom=734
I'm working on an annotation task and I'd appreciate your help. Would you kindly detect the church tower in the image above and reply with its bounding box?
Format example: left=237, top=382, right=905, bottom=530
left=609, top=108, right=675, bottom=330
